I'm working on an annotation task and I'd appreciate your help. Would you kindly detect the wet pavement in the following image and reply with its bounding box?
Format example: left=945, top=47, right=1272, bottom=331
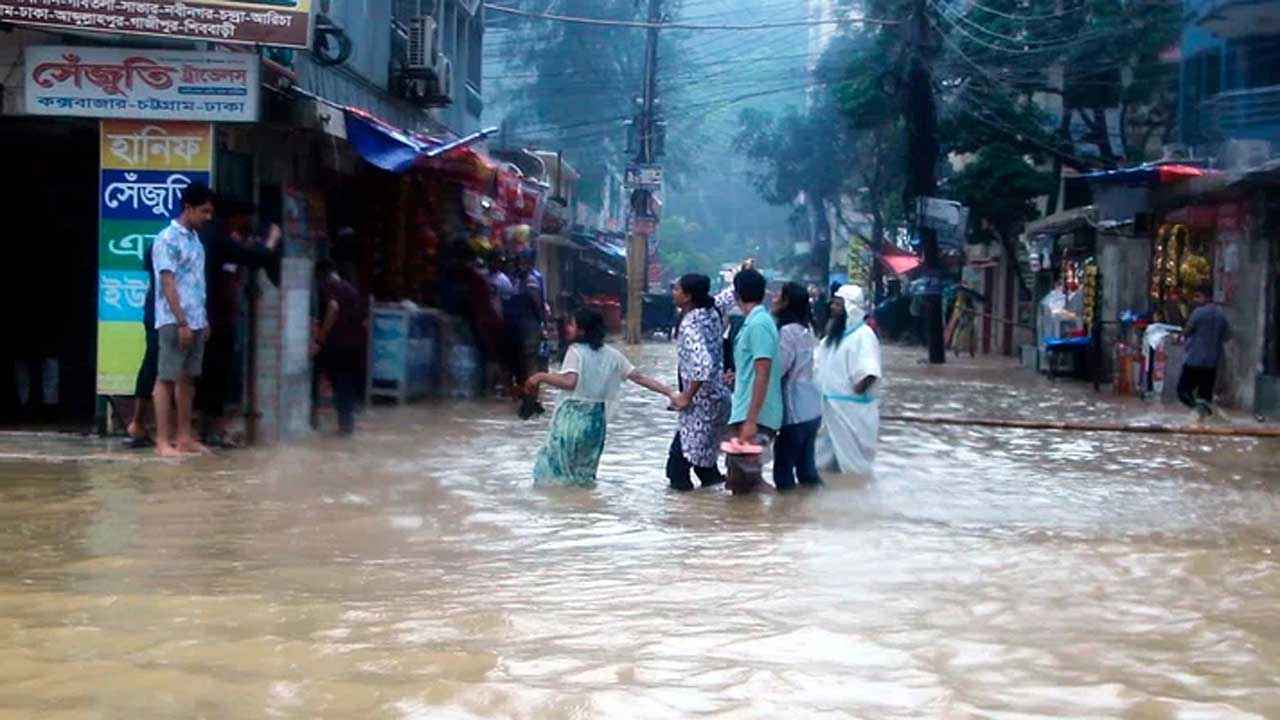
left=1, top=345, right=1278, bottom=718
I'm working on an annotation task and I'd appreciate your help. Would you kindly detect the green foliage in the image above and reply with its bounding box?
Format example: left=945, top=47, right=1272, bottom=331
left=656, top=213, right=781, bottom=278
left=494, top=0, right=699, bottom=206
left=946, top=143, right=1055, bottom=241
left=655, top=215, right=714, bottom=278
left=734, top=103, right=850, bottom=208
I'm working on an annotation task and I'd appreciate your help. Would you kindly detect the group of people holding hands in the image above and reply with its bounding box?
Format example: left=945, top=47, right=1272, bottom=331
left=525, top=262, right=884, bottom=494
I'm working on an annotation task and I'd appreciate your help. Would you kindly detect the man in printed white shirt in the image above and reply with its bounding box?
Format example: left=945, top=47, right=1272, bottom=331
left=152, top=183, right=215, bottom=457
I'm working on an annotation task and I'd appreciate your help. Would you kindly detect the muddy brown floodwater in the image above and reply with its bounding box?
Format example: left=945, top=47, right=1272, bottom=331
left=1, top=345, right=1278, bottom=718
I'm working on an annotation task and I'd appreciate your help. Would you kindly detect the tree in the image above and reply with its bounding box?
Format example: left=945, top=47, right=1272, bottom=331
left=734, top=99, right=858, bottom=279
left=655, top=215, right=714, bottom=279
left=931, top=0, right=1181, bottom=169
left=945, top=143, right=1054, bottom=289
left=487, top=0, right=699, bottom=208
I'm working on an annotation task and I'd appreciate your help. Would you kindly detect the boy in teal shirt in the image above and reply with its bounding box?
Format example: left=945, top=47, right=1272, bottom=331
left=726, top=268, right=783, bottom=494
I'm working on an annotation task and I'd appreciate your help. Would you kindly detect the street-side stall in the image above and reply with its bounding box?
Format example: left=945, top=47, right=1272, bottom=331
left=325, top=106, right=505, bottom=402
left=1068, top=163, right=1210, bottom=397
left=1152, top=161, right=1280, bottom=415
left=1024, top=207, right=1099, bottom=380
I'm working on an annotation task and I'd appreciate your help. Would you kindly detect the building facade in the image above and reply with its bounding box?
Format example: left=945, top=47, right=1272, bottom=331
left=0, top=0, right=487, bottom=437
left=1179, top=0, right=1280, bottom=155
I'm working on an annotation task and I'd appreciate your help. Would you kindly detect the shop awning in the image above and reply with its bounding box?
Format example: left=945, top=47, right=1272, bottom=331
left=1079, top=163, right=1212, bottom=187
left=1025, top=206, right=1098, bottom=237
left=878, top=250, right=921, bottom=276
left=344, top=110, right=499, bottom=173
left=342, top=109, right=446, bottom=172
left=294, top=86, right=497, bottom=173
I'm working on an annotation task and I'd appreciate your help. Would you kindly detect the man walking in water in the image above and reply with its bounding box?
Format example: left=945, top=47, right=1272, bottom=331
left=152, top=183, right=215, bottom=456
left=724, top=268, right=783, bottom=494
left=1177, top=286, right=1230, bottom=419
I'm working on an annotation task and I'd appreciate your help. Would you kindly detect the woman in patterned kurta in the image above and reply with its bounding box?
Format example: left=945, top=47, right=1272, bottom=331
left=666, top=274, right=731, bottom=491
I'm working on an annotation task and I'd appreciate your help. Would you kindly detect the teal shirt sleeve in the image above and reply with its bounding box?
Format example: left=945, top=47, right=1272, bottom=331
left=747, top=321, right=777, bottom=364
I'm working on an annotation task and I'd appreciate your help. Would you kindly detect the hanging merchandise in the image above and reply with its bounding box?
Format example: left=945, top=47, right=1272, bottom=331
left=1180, top=255, right=1210, bottom=296
left=1150, top=221, right=1213, bottom=324
left=505, top=224, right=533, bottom=254
left=1082, top=259, right=1100, bottom=333
left=1063, top=259, right=1081, bottom=293
left=847, top=235, right=871, bottom=287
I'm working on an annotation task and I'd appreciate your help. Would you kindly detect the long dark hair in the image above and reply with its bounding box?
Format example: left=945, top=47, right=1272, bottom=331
left=824, top=304, right=847, bottom=348
left=774, top=281, right=811, bottom=329
left=573, top=309, right=607, bottom=350
left=678, top=273, right=715, bottom=311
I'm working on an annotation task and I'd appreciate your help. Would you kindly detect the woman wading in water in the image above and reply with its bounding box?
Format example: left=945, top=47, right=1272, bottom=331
left=666, top=273, right=730, bottom=491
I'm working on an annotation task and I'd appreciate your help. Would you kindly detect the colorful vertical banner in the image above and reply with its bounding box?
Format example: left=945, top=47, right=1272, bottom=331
left=97, top=120, right=213, bottom=396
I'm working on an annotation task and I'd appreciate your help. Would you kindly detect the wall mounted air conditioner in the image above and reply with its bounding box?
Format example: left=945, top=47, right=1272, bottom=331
left=406, top=16, right=438, bottom=72
left=438, top=56, right=454, bottom=99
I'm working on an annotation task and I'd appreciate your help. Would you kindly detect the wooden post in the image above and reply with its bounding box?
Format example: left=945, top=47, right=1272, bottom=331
left=626, top=232, right=647, bottom=343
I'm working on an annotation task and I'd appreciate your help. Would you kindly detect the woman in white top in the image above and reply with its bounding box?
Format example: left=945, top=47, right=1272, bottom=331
left=772, top=282, right=824, bottom=490
left=814, top=284, right=883, bottom=476
left=526, top=309, right=677, bottom=487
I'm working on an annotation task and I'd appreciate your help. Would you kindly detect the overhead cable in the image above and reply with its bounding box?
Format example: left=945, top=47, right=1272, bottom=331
left=483, top=3, right=901, bottom=29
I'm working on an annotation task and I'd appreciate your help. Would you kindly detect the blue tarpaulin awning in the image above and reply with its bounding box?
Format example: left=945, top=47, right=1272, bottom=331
left=342, top=110, right=443, bottom=173
left=293, top=87, right=497, bottom=173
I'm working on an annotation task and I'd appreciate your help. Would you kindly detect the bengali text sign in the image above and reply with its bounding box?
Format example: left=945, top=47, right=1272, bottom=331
left=97, top=119, right=213, bottom=396
left=27, top=45, right=258, bottom=122
left=2, top=0, right=311, bottom=48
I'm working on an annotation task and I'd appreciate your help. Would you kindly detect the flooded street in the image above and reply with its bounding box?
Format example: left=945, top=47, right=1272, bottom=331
left=2, top=345, right=1279, bottom=719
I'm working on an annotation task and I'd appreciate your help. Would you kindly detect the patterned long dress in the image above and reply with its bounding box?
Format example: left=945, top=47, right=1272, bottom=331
left=676, top=308, right=730, bottom=468
left=533, top=400, right=607, bottom=487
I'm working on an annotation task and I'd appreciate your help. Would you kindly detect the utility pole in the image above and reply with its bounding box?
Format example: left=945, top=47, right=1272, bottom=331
left=626, top=0, right=662, bottom=344
left=904, top=0, right=946, bottom=363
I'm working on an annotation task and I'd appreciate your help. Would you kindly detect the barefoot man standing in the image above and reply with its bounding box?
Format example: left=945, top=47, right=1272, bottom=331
left=152, top=183, right=215, bottom=457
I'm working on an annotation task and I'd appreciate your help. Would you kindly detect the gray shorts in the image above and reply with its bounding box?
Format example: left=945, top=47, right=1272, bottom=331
left=157, top=324, right=207, bottom=382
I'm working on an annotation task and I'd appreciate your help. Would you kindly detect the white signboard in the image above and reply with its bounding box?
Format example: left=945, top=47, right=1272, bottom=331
left=25, top=45, right=259, bottom=122
left=917, top=196, right=969, bottom=250
left=624, top=164, right=663, bottom=189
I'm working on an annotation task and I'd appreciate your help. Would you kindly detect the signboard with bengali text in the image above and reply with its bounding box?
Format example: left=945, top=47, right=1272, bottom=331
left=1, top=0, right=312, bottom=48
left=96, top=120, right=213, bottom=396
left=26, top=45, right=259, bottom=122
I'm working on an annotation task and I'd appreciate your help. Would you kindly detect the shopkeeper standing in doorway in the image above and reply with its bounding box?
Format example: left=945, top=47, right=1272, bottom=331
left=1177, top=285, right=1230, bottom=418
left=152, top=183, right=216, bottom=457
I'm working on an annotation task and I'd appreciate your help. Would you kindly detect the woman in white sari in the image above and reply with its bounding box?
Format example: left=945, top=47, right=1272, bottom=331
left=815, top=285, right=882, bottom=476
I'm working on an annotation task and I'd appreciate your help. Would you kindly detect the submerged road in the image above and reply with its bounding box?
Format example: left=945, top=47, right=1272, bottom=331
left=1, top=345, right=1277, bottom=718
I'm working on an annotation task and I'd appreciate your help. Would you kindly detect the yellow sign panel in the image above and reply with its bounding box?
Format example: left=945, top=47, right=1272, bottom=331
left=100, top=120, right=215, bottom=172
left=96, top=321, right=146, bottom=396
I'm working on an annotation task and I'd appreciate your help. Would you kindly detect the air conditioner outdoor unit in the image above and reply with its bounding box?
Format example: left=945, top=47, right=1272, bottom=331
left=407, top=16, right=438, bottom=71
left=438, top=56, right=454, bottom=98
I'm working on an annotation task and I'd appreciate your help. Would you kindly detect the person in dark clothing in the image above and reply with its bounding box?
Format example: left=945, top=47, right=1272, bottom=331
left=1177, top=287, right=1231, bottom=418
left=313, top=259, right=366, bottom=435
left=197, top=205, right=282, bottom=447
left=124, top=237, right=160, bottom=448
left=809, top=284, right=830, bottom=339
left=502, top=258, right=545, bottom=398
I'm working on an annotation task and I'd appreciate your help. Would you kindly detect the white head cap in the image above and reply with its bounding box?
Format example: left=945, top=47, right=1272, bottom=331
left=835, top=284, right=864, bottom=307
left=835, top=284, right=867, bottom=326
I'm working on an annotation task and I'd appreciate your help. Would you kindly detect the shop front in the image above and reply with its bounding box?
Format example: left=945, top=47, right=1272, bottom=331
left=1151, top=171, right=1279, bottom=414
left=2, top=39, right=259, bottom=431
left=1024, top=207, right=1101, bottom=380
left=0, top=117, right=100, bottom=429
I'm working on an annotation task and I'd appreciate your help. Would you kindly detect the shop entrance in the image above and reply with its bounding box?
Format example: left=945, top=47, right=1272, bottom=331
left=0, top=119, right=100, bottom=429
